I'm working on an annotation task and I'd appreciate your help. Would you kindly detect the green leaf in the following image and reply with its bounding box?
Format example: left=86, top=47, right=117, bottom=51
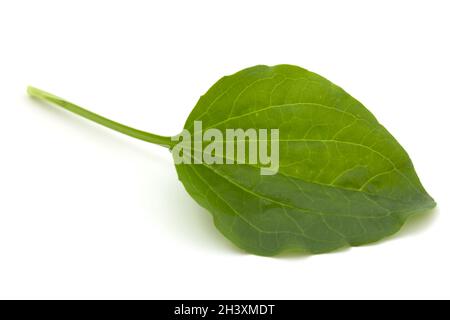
left=175, top=65, right=435, bottom=256
left=28, top=64, right=436, bottom=256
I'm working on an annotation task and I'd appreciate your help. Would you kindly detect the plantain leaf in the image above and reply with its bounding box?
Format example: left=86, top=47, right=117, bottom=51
left=28, top=64, right=436, bottom=256
left=175, top=65, right=435, bottom=256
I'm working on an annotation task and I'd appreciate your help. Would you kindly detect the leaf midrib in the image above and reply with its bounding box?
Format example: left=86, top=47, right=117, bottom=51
left=180, top=144, right=423, bottom=204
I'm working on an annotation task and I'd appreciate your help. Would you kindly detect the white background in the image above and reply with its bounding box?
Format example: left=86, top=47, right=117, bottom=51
left=0, top=0, right=449, bottom=299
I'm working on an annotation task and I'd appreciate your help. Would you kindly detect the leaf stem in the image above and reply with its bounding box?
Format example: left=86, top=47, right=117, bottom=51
left=27, top=86, right=174, bottom=148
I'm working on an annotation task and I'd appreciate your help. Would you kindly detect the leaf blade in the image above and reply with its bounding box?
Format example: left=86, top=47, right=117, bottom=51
left=176, top=65, right=436, bottom=256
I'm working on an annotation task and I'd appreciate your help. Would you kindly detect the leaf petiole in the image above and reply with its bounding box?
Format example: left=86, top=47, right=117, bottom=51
left=27, top=86, right=174, bottom=148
